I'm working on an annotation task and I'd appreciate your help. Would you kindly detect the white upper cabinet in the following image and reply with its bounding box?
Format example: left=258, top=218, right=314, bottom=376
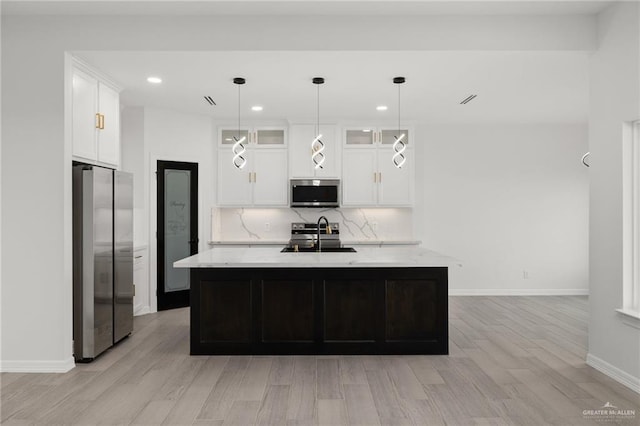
left=217, top=123, right=288, bottom=207
left=71, top=59, right=121, bottom=168
left=342, top=125, right=414, bottom=207
left=252, top=150, right=288, bottom=205
left=217, top=149, right=254, bottom=206
left=342, top=149, right=378, bottom=205
left=96, top=82, right=120, bottom=166
left=289, top=124, right=339, bottom=178
left=217, top=148, right=288, bottom=207
left=377, top=147, right=413, bottom=206
left=72, top=69, right=99, bottom=161
left=218, top=126, right=286, bottom=148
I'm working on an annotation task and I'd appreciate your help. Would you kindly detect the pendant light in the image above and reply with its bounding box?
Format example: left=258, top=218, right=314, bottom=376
left=232, top=77, right=247, bottom=169
left=392, top=76, right=407, bottom=169
left=311, top=77, right=325, bottom=169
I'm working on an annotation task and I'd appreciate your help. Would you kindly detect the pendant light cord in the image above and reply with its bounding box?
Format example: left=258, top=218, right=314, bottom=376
left=398, top=83, right=401, bottom=133
left=317, top=83, right=320, bottom=136
left=238, top=83, right=241, bottom=138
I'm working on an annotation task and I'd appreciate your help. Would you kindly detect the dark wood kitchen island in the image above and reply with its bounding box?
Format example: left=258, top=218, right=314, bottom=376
left=174, top=246, right=458, bottom=355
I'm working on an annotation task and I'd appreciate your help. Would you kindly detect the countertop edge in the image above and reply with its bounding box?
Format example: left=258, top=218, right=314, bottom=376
left=208, top=240, right=422, bottom=246
left=175, top=246, right=461, bottom=269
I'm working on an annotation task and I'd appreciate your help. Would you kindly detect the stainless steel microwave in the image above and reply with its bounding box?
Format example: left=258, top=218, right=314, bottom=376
left=290, top=179, right=340, bottom=208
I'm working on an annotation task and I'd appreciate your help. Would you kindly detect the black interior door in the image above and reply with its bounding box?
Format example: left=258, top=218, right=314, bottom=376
left=157, top=160, right=198, bottom=311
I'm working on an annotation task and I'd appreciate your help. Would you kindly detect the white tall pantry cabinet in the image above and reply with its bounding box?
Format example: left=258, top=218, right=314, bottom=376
left=71, top=59, right=121, bottom=169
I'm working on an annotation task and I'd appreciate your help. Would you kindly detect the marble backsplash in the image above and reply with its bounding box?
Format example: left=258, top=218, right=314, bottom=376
left=211, top=208, right=414, bottom=242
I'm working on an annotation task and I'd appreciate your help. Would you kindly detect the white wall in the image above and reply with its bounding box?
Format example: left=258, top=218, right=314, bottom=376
left=0, top=11, right=597, bottom=371
left=587, top=1, right=640, bottom=392
left=120, top=107, right=147, bottom=243
left=121, top=106, right=214, bottom=314
left=414, top=124, right=589, bottom=295
left=121, top=107, right=145, bottom=211
left=120, top=106, right=149, bottom=315
left=142, top=107, right=214, bottom=313
left=1, top=43, right=74, bottom=371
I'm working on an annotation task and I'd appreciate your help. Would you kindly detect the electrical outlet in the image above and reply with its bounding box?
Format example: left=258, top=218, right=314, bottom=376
left=265, top=222, right=271, bottom=232
left=523, top=270, right=529, bottom=279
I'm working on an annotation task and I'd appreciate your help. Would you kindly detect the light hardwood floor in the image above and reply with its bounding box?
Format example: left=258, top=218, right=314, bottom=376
left=2, top=296, right=639, bottom=425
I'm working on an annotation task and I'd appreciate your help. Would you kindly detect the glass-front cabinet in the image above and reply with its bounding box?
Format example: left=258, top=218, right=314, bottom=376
left=218, top=126, right=286, bottom=147
left=344, top=127, right=410, bottom=147
left=219, top=129, right=250, bottom=146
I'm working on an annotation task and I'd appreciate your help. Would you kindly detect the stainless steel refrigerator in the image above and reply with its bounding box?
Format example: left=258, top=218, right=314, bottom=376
left=73, top=165, right=133, bottom=362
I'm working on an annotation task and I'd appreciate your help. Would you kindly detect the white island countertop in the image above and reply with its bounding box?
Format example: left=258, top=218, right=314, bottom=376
left=174, top=246, right=461, bottom=269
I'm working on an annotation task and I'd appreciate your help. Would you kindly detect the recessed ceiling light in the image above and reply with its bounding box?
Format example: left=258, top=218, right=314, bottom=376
left=376, top=105, right=388, bottom=111
left=147, top=76, right=162, bottom=84
left=251, top=106, right=263, bottom=112
left=362, top=129, right=371, bottom=132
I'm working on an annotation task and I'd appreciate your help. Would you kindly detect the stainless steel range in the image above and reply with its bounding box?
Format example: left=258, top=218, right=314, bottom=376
left=288, top=222, right=341, bottom=249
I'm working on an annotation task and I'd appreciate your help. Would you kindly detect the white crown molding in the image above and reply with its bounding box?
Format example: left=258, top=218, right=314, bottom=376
left=587, top=353, right=640, bottom=395
left=0, top=357, right=75, bottom=373
left=448, top=288, right=589, bottom=296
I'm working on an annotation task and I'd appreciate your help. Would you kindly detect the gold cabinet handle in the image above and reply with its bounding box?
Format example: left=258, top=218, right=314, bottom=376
left=249, top=172, right=252, bottom=183
left=95, top=113, right=101, bottom=129
left=378, top=172, right=382, bottom=183
left=253, top=172, right=257, bottom=182
left=373, top=172, right=377, bottom=183
left=100, top=114, right=105, bottom=130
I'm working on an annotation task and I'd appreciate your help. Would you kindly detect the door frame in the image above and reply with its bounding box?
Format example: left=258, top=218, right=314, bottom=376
left=156, top=160, right=199, bottom=311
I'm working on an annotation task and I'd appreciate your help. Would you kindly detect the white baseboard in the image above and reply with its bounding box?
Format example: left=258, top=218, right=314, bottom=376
left=449, top=288, right=589, bottom=296
left=587, top=353, right=640, bottom=394
left=134, top=305, right=151, bottom=316
left=0, top=357, right=75, bottom=373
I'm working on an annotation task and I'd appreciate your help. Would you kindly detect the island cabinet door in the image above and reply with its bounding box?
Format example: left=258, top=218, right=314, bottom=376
left=193, top=277, right=253, bottom=347
left=322, top=278, right=382, bottom=343
left=258, top=278, right=316, bottom=344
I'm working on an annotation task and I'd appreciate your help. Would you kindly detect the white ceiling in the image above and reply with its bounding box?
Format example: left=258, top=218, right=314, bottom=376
left=6, top=0, right=598, bottom=124
left=2, top=1, right=614, bottom=16
left=77, top=50, right=590, bottom=124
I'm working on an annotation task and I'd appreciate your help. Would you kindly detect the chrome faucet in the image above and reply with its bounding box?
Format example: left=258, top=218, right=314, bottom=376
left=316, top=216, right=331, bottom=252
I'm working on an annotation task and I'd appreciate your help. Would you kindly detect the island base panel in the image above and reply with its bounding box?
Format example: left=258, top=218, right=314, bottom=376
left=190, top=267, right=448, bottom=355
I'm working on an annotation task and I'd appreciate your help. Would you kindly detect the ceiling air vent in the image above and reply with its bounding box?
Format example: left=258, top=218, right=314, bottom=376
left=204, top=96, right=216, bottom=106
left=460, top=94, right=477, bottom=105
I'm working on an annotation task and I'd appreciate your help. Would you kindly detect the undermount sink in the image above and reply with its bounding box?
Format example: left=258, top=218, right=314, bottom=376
left=281, top=247, right=357, bottom=253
